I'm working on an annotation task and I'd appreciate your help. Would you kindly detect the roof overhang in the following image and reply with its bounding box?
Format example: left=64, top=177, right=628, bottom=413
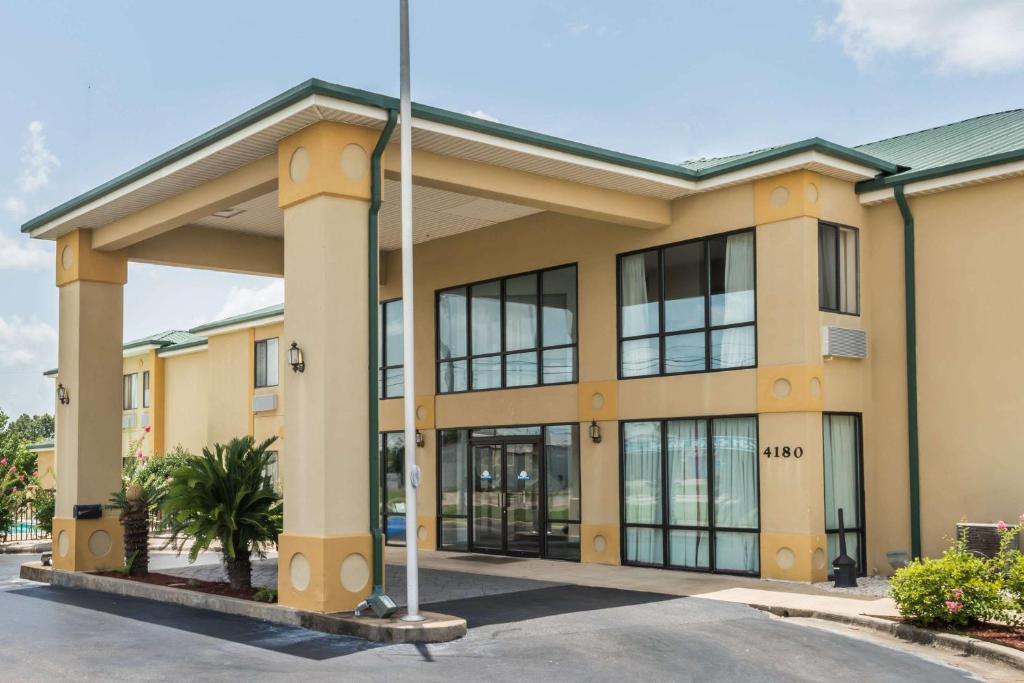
left=858, top=150, right=1024, bottom=205
left=23, top=79, right=900, bottom=241
left=190, top=313, right=284, bottom=338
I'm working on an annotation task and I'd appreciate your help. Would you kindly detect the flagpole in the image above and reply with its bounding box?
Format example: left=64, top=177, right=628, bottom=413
left=399, top=0, right=424, bottom=622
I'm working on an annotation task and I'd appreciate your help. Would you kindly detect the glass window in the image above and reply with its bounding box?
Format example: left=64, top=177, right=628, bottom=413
left=142, top=371, right=151, bottom=408
left=255, top=338, right=279, bottom=388
left=122, top=374, right=138, bottom=411
left=824, top=414, right=864, bottom=574
left=819, top=222, right=860, bottom=314
left=621, top=415, right=759, bottom=575
left=381, top=432, right=406, bottom=546
left=380, top=299, right=404, bottom=398
left=618, top=230, right=755, bottom=378
left=439, top=429, right=469, bottom=550
left=263, top=450, right=280, bottom=491
left=436, top=265, right=578, bottom=393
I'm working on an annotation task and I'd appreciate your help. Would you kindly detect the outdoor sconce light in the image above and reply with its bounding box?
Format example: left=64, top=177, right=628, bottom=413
left=589, top=420, right=602, bottom=444
left=56, top=383, right=70, bottom=405
left=287, top=342, right=305, bottom=373
left=415, top=430, right=425, bottom=448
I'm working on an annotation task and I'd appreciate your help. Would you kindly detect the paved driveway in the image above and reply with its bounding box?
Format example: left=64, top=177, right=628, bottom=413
left=0, top=554, right=994, bottom=682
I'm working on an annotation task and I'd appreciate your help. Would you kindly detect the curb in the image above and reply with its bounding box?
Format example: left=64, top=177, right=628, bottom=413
left=1, top=542, right=51, bottom=554
left=752, top=603, right=1024, bottom=672
left=19, top=562, right=466, bottom=644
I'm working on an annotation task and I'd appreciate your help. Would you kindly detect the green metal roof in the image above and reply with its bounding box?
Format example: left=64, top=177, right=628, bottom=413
left=28, top=441, right=54, bottom=451
left=123, top=329, right=205, bottom=351
left=22, top=79, right=903, bottom=235
left=189, top=303, right=284, bottom=335
left=157, top=337, right=209, bottom=355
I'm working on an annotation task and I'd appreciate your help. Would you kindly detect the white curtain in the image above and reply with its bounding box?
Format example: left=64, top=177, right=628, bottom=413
left=668, top=419, right=707, bottom=526
left=621, top=253, right=657, bottom=336
left=717, top=233, right=755, bottom=368
left=713, top=417, right=759, bottom=572
left=824, top=415, right=859, bottom=529
left=839, top=228, right=858, bottom=313
left=472, top=284, right=501, bottom=354
left=438, top=290, right=466, bottom=360
left=624, top=422, right=662, bottom=564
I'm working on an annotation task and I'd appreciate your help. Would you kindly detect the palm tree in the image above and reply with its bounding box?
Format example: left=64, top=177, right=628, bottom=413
left=161, top=436, right=282, bottom=590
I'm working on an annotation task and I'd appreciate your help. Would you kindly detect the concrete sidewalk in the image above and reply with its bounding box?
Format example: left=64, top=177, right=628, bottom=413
left=383, top=547, right=900, bottom=619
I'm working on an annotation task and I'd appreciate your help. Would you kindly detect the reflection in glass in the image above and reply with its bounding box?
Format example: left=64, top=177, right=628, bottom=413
left=471, top=355, right=501, bottom=390
left=620, top=251, right=659, bottom=337
left=542, top=347, right=575, bottom=384
left=710, top=326, right=755, bottom=369
left=438, top=359, right=467, bottom=393
left=669, top=529, right=709, bottom=569
left=472, top=281, right=501, bottom=355
left=505, top=351, right=538, bottom=387
left=505, top=274, right=538, bottom=351
left=438, top=288, right=467, bottom=359
left=621, top=338, right=660, bottom=377
left=709, top=233, right=755, bottom=326
left=472, top=445, right=503, bottom=549
left=623, top=421, right=662, bottom=525
left=505, top=443, right=540, bottom=554
left=545, top=425, right=580, bottom=522
left=664, top=242, right=705, bottom=331
left=542, top=266, right=577, bottom=346
left=667, top=419, right=707, bottom=526
left=664, top=332, right=705, bottom=374
left=383, top=433, right=406, bottom=545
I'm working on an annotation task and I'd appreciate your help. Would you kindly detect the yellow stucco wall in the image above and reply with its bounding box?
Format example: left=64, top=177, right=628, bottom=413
left=162, top=349, right=210, bottom=455
left=120, top=352, right=155, bottom=458
left=205, top=330, right=255, bottom=445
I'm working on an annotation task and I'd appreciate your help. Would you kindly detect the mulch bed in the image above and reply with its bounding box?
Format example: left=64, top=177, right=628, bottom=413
left=875, top=615, right=1024, bottom=652
left=93, top=570, right=265, bottom=601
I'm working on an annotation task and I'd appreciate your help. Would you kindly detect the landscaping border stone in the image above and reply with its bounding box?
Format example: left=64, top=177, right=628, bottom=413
left=753, top=603, right=1024, bottom=672
left=19, top=562, right=466, bottom=644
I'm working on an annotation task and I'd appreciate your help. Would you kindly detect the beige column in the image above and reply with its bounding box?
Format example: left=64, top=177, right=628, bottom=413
left=52, top=229, right=127, bottom=571
left=578, top=381, right=620, bottom=565
left=754, top=171, right=828, bottom=582
left=276, top=121, right=384, bottom=613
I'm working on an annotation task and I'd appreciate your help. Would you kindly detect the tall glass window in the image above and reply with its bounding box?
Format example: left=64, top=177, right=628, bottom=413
left=438, top=429, right=469, bottom=549
left=255, top=337, right=279, bottom=388
left=621, top=415, right=759, bottom=575
left=436, top=265, right=577, bottom=393
left=379, top=299, right=404, bottom=398
left=824, top=413, right=865, bottom=574
left=122, top=373, right=138, bottom=411
left=618, top=230, right=755, bottom=378
left=142, top=370, right=151, bottom=408
left=819, top=222, right=860, bottom=314
left=381, top=432, right=406, bottom=546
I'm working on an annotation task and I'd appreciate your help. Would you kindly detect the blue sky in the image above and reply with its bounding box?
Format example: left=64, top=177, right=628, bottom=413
left=1, top=0, right=1023, bottom=416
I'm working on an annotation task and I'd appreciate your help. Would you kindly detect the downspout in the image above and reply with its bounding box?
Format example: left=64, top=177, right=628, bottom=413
left=894, top=184, right=922, bottom=559
left=368, top=109, right=398, bottom=596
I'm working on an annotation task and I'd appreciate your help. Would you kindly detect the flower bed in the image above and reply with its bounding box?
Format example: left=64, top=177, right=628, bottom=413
left=94, top=570, right=275, bottom=602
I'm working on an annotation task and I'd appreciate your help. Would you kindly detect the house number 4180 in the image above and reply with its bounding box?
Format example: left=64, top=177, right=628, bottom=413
left=763, top=446, right=803, bottom=458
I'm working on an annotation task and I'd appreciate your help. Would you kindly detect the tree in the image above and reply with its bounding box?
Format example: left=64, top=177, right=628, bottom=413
left=162, top=436, right=282, bottom=590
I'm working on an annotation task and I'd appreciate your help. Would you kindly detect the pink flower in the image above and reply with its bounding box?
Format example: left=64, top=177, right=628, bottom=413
left=951, top=588, right=964, bottom=600
left=7, top=466, right=14, bottom=474
left=997, top=520, right=1008, bottom=532
left=0, top=458, right=7, bottom=466
left=1019, top=513, right=1024, bottom=523
left=144, top=425, right=152, bottom=433
left=136, top=449, right=143, bottom=458
left=17, top=474, right=24, bottom=481
left=945, top=601, right=963, bottom=614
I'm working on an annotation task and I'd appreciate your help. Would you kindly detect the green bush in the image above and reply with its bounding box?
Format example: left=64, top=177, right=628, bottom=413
left=33, top=488, right=55, bottom=534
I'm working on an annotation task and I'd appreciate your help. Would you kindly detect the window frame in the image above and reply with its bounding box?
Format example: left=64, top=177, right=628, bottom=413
left=435, top=422, right=582, bottom=562
left=379, top=431, right=407, bottom=547
left=142, top=370, right=151, bottom=409
left=823, top=412, right=867, bottom=576
left=434, top=263, right=579, bottom=395
left=818, top=221, right=861, bottom=316
left=379, top=298, right=404, bottom=399
left=616, top=227, right=758, bottom=380
left=254, top=337, right=279, bottom=389
left=122, top=373, right=138, bottom=411
left=618, top=414, right=761, bottom=577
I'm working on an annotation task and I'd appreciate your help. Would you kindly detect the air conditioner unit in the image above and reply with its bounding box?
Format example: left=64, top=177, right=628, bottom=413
left=821, top=326, right=868, bottom=359
left=956, top=523, right=1019, bottom=558
left=252, top=394, right=278, bottom=413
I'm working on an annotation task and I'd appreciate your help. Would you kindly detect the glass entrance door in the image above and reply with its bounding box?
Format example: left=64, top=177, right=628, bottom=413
left=470, top=440, right=541, bottom=555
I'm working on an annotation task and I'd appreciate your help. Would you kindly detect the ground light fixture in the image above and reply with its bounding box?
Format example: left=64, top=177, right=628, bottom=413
left=56, top=383, right=70, bottom=405
left=287, top=342, right=305, bottom=373
left=589, top=419, right=602, bottom=444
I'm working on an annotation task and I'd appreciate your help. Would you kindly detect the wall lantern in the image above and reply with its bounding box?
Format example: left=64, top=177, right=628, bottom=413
left=415, top=430, right=425, bottom=448
left=287, top=342, right=305, bottom=373
left=56, top=383, right=70, bottom=405
left=589, top=420, right=602, bottom=444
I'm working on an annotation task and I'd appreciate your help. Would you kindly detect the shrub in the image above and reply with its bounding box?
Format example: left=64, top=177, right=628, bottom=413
left=253, top=587, right=278, bottom=603
left=161, top=436, right=282, bottom=590
left=33, top=488, right=55, bottom=535
left=0, top=457, right=33, bottom=542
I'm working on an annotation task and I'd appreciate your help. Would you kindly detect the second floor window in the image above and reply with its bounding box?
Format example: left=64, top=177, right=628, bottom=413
left=380, top=299, right=404, bottom=398
left=142, top=370, right=151, bottom=408
left=255, top=337, right=279, bottom=388
left=122, top=373, right=138, bottom=411
left=818, top=221, right=859, bottom=314
left=437, top=264, right=577, bottom=393
left=618, top=230, right=756, bottom=378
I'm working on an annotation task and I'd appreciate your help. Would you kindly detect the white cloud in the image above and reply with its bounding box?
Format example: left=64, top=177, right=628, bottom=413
left=4, top=197, right=27, bottom=218
left=0, top=317, right=57, bottom=369
left=213, top=279, right=284, bottom=320
left=0, top=233, right=51, bottom=270
left=463, top=109, right=501, bottom=123
left=821, top=0, right=1024, bottom=74
left=18, top=121, right=61, bottom=193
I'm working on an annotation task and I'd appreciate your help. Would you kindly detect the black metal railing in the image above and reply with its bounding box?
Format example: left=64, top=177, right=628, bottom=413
left=4, top=505, right=50, bottom=542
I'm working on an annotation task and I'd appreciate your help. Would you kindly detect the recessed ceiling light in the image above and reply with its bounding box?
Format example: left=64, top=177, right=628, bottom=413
left=212, top=208, right=245, bottom=219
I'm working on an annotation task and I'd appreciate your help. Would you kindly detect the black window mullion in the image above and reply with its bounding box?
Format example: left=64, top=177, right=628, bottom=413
left=661, top=419, right=670, bottom=568
left=707, top=417, right=716, bottom=572
left=499, top=277, right=506, bottom=389
left=704, top=241, right=712, bottom=372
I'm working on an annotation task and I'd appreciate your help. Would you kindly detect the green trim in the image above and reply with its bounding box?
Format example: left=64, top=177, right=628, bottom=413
left=28, top=441, right=54, bottom=451
left=368, top=109, right=397, bottom=596
left=122, top=340, right=162, bottom=351
left=895, top=185, right=922, bottom=560
left=23, top=78, right=900, bottom=234
left=189, top=304, right=284, bottom=334
left=857, top=147, right=1024, bottom=193
left=156, top=338, right=209, bottom=355
left=43, top=368, right=58, bottom=378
